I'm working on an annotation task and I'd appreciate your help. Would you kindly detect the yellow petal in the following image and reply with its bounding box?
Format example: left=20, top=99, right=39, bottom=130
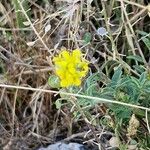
left=61, top=80, right=68, bottom=87
left=56, top=61, right=67, bottom=68
left=56, top=70, right=65, bottom=79
left=68, top=63, right=76, bottom=74
left=72, top=49, right=81, bottom=58
left=78, top=71, right=86, bottom=77
left=53, top=57, right=60, bottom=63
left=53, top=48, right=89, bottom=87
left=83, top=64, right=88, bottom=72
left=74, top=78, right=81, bottom=86
left=61, top=50, right=70, bottom=59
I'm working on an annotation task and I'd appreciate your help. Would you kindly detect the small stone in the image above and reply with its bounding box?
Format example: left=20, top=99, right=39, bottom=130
left=26, top=41, right=35, bottom=46
left=38, top=142, right=86, bottom=150
left=97, top=27, right=108, bottom=36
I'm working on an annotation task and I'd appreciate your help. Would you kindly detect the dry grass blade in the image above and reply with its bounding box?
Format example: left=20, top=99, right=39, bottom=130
left=120, top=0, right=148, bottom=66
left=117, top=0, right=145, bottom=9
left=146, top=110, right=150, bottom=134
left=16, top=0, right=52, bottom=55
left=0, top=2, right=11, bottom=25
left=0, top=84, right=150, bottom=111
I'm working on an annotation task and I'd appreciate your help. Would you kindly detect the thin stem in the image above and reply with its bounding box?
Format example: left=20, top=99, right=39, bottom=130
left=0, top=84, right=150, bottom=111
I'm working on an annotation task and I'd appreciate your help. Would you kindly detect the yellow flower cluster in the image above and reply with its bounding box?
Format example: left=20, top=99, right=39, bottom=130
left=53, top=49, right=88, bottom=87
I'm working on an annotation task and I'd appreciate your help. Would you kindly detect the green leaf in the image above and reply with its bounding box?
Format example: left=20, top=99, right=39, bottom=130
left=139, top=72, right=147, bottom=85
left=136, top=30, right=150, bottom=51
left=59, top=88, right=71, bottom=99
left=48, top=75, right=60, bottom=88
left=111, top=104, right=132, bottom=120
left=133, top=65, right=145, bottom=74
left=111, top=67, right=122, bottom=84
left=55, top=100, right=62, bottom=109
left=83, top=32, right=92, bottom=44
left=141, top=37, right=150, bottom=51
left=127, top=55, right=144, bottom=63
left=136, top=30, right=148, bottom=36
left=130, top=77, right=140, bottom=88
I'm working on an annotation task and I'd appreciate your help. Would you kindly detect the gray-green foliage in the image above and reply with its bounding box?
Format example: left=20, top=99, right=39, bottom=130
left=99, top=68, right=150, bottom=120
left=79, top=67, right=150, bottom=121
left=49, top=67, right=150, bottom=122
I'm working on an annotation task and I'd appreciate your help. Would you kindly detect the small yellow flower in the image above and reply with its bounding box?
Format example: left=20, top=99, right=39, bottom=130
left=53, top=49, right=89, bottom=87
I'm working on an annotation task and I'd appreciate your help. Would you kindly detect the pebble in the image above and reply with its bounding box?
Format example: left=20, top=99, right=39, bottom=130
left=38, top=142, right=86, bottom=150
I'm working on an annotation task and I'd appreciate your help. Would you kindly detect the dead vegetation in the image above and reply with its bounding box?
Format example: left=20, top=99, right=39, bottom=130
left=0, top=0, right=150, bottom=149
